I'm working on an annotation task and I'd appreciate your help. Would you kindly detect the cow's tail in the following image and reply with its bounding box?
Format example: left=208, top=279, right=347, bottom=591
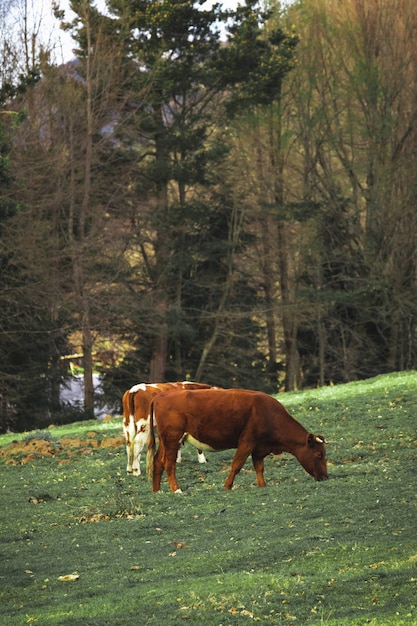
left=128, top=390, right=136, bottom=422
left=146, top=401, right=156, bottom=482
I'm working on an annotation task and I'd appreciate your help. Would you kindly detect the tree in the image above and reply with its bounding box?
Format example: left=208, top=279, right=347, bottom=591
left=0, top=2, right=96, bottom=432
left=283, top=0, right=417, bottom=383
left=97, top=0, right=298, bottom=385
left=0, top=0, right=136, bottom=429
left=50, top=0, right=140, bottom=415
left=0, top=0, right=55, bottom=432
left=218, top=5, right=300, bottom=390
left=99, top=0, right=228, bottom=380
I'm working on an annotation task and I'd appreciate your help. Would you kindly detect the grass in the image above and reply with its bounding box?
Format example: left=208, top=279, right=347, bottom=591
left=0, top=371, right=416, bottom=625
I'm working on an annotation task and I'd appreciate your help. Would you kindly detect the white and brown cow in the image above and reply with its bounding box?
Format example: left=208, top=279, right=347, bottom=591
left=122, top=381, right=212, bottom=475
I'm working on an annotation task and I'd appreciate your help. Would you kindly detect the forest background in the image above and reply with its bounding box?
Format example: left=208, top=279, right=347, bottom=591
left=1, top=0, right=417, bottom=432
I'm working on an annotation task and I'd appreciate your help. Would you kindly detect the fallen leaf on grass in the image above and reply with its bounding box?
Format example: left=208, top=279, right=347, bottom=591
left=58, top=573, right=79, bottom=582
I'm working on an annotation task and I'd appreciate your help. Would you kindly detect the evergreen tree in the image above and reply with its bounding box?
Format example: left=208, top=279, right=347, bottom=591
left=0, top=7, right=62, bottom=431
left=99, top=0, right=299, bottom=385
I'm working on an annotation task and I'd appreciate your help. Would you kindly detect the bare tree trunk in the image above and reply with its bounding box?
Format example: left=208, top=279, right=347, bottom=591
left=246, top=104, right=290, bottom=390
left=317, top=316, right=326, bottom=387
left=81, top=9, right=94, bottom=416
left=260, top=218, right=280, bottom=387
left=149, top=101, right=170, bottom=382
left=82, top=316, right=94, bottom=416
left=271, top=98, right=301, bottom=391
left=67, top=4, right=95, bottom=417
left=195, top=202, right=243, bottom=381
left=150, top=290, right=168, bottom=381
left=195, top=285, right=229, bottom=382
left=277, top=221, right=300, bottom=391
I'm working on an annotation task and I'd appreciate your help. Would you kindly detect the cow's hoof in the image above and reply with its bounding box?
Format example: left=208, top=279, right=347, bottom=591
left=174, top=488, right=183, bottom=494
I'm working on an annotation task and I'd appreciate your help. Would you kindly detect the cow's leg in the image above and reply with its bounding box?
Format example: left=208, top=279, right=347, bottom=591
left=126, top=441, right=134, bottom=474
left=224, top=444, right=252, bottom=490
left=251, top=454, right=266, bottom=487
left=124, top=415, right=136, bottom=474
left=131, top=422, right=150, bottom=476
left=164, top=439, right=182, bottom=493
left=176, top=445, right=206, bottom=465
left=197, top=449, right=207, bottom=463
left=152, top=444, right=166, bottom=493
left=159, top=430, right=183, bottom=493
left=131, top=438, right=141, bottom=476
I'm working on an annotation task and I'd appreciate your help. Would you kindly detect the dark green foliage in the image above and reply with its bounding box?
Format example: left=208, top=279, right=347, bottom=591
left=0, top=94, right=67, bottom=433
left=0, top=372, right=416, bottom=624
left=0, top=68, right=41, bottom=103
left=110, top=194, right=267, bottom=388
left=297, top=193, right=417, bottom=385
left=0, top=301, right=70, bottom=432
left=220, top=3, right=299, bottom=111
left=97, top=0, right=300, bottom=386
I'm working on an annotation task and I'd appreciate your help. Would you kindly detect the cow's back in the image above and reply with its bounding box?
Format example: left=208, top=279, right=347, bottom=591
left=153, top=388, right=282, bottom=451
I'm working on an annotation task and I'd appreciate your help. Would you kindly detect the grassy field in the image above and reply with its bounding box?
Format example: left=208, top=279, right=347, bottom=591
left=0, top=372, right=416, bottom=625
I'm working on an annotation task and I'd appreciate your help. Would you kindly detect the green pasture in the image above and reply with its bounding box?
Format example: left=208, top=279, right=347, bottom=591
left=0, top=372, right=416, bottom=625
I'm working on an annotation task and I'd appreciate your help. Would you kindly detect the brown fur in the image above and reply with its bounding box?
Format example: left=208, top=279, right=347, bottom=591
left=148, top=388, right=328, bottom=492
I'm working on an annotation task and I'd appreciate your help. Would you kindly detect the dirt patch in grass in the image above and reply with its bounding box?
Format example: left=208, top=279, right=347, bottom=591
left=0, top=431, right=124, bottom=465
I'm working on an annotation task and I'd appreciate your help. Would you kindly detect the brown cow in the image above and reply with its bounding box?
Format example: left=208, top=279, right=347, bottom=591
left=122, top=381, right=212, bottom=475
left=147, top=387, right=328, bottom=492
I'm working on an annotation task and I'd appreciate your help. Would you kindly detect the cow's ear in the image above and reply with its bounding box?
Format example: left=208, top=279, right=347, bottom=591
left=307, top=433, right=327, bottom=447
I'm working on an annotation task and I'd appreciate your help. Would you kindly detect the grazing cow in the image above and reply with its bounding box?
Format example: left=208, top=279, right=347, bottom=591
left=147, top=387, right=328, bottom=492
left=122, top=381, right=212, bottom=476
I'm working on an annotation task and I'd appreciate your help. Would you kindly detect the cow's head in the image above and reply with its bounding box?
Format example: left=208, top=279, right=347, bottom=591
left=298, top=434, right=328, bottom=481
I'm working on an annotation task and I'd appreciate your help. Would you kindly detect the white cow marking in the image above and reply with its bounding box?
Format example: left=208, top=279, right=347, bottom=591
left=129, top=383, right=147, bottom=393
